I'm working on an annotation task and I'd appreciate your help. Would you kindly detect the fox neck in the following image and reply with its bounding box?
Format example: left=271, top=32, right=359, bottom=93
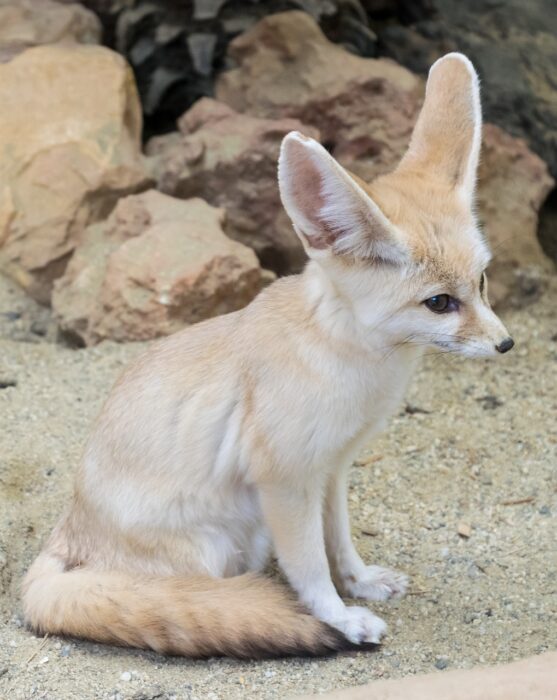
left=302, top=259, right=420, bottom=364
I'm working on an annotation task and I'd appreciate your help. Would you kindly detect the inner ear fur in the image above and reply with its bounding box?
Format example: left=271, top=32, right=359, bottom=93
left=397, top=53, right=482, bottom=204
left=278, top=132, right=409, bottom=264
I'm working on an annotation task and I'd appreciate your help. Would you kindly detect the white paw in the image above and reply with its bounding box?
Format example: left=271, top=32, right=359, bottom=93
left=342, top=565, right=408, bottom=602
left=329, top=606, right=387, bottom=644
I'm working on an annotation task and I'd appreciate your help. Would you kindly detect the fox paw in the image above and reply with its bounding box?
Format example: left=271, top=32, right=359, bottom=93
left=342, top=566, right=408, bottom=602
left=329, top=606, right=387, bottom=644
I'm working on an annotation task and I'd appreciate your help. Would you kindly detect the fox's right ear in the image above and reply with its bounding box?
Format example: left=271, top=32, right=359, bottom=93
left=278, top=132, right=408, bottom=264
left=397, top=53, right=482, bottom=206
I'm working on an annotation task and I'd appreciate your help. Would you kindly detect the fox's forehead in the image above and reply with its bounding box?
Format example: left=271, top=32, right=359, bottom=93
left=420, top=235, right=490, bottom=294
left=364, top=173, right=491, bottom=280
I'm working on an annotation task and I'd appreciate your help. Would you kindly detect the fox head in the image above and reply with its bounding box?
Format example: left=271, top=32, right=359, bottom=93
left=278, top=53, right=514, bottom=358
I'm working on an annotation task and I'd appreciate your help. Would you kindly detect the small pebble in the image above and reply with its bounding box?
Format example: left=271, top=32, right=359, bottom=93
left=30, top=320, right=47, bottom=337
left=435, top=657, right=449, bottom=670
left=11, top=615, right=23, bottom=629
left=120, top=671, right=132, bottom=682
left=457, top=522, right=472, bottom=538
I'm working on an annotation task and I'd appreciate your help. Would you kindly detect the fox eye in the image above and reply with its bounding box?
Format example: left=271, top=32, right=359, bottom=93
left=480, top=272, right=486, bottom=294
left=424, top=294, right=458, bottom=313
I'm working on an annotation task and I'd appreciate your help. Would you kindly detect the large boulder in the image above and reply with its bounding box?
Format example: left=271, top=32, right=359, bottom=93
left=476, top=125, right=554, bottom=305
left=146, top=97, right=320, bottom=273
left=52, top=190, right=267, bottom=345
left=216, top=11, right=422, bottom=177
left=215, top=11, right=554, bottom=303
left=0, top=44, right=150, bottom=303
left=0, top=0, right=101, bottom=53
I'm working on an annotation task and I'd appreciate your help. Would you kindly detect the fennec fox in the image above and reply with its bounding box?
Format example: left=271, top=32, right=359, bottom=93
left=23, top=53, right=513, bottom=658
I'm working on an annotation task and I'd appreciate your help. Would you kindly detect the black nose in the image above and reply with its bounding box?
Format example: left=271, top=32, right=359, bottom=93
left=496, top=337, right=514, bottom=354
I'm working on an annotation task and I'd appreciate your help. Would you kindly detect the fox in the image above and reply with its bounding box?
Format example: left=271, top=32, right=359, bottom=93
left=22, top=53, right=514, bottom=659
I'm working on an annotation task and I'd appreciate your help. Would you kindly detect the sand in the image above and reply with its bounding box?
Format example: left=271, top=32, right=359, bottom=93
left=0, top=271, right=555, bottom=700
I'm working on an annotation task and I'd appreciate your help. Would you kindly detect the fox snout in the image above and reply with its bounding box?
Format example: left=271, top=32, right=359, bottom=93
left=495, top=337, right=514, bottom=354
left=458, top=301, right=514, bottom=358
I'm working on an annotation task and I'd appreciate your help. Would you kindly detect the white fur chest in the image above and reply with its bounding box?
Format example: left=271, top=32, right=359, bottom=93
left=250, top=335, right=421, bottom=474
left=319, top=343, right=421, bottom=466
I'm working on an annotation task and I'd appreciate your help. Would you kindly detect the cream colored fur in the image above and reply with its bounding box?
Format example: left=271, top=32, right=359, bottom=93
left=22, top=54, right=513, bottom=656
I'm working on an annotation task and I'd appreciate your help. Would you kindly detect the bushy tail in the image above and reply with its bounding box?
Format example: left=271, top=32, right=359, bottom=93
left=22, top=553, right=355, bottom=658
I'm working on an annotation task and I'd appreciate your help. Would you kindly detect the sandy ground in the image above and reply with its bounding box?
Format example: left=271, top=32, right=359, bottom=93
left=0, top=271, right=556, bottom=700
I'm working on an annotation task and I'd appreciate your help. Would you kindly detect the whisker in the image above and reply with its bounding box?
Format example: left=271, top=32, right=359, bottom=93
left=486, top=231, right=524, bottom=259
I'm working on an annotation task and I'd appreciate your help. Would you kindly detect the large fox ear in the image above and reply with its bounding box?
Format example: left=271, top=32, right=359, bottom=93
left=278, top=132, right=408, bottom=264
left=397, top=53, right=482, bottom=205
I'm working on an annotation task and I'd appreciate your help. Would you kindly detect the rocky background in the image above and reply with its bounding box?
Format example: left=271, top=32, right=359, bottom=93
left=0, top=0, right=555, bottom=345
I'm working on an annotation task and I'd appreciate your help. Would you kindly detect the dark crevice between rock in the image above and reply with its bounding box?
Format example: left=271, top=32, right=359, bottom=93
left=56, top=328, right=87, bottom=350
left=258, top=246, right=294, bottom=278
left=538, top=186, right=557, bottom=267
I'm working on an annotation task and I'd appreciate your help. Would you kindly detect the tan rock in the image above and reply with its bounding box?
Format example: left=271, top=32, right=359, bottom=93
left=52, top=190, right=266, bottom=345
left=216, top=12, right=553, bottom=303
left=457, top=521, right=472, bottom=538
left=477, top=124, right=554, bottom=306
left=0, top=44, right=150, bottom=303
left=146, top=97, right=319, bottom=274
left=294, top=651, right=557, bottom=700
left=0, top=0, right=101, bottom=49
left=216, top=11, right=422, bottom=177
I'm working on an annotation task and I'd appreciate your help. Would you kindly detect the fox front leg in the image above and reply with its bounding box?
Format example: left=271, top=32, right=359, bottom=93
left=324, top=463, right=408, bottom=602
left=258, top=479, right=386, bottom=644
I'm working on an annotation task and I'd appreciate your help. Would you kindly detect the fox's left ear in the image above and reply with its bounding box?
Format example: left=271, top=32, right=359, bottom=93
left=397, top=53, right=482, bottom=206
left=278, top=132, right=408, bottom=264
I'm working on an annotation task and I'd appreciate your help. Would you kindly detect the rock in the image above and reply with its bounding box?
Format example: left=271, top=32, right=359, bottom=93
left=0, top=44, right=151, bottom=304
left=146, top=97, right=320, bottom=274
left=52, top=191, right=266, bottom=345
left=216, top=11, right=422, bottom=176
left=477, top=125, right=554, bottom=306
left=0, top=0, right=101, bottom=52
left=457, top=522, right=472, bottom=538
left=434, top=656, right=449, bottom=670
left=216, top=12, right=553, bottom=302
left=93, top=0, right=379, bottom=138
